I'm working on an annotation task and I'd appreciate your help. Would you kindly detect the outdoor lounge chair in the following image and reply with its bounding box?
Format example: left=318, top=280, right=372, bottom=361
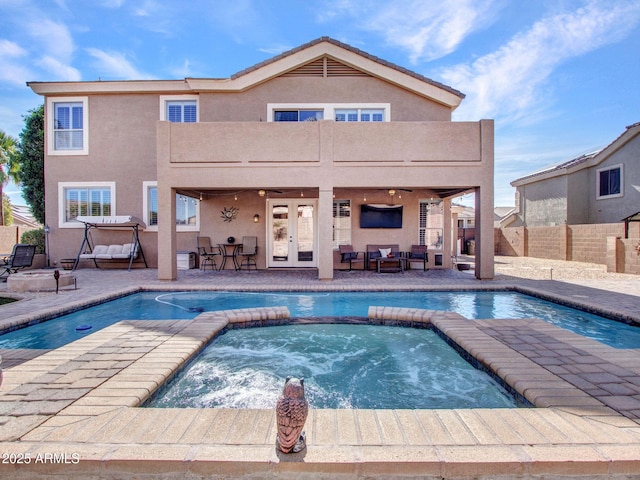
left=197, top=236, right=221, bottom=271
left=1, top=244, right=36, bottom=280
left=339, top=245, right=365, bottom=271
left=405, top=245, right=429, bottom=271
left=237, top=236, right=258, bottom=271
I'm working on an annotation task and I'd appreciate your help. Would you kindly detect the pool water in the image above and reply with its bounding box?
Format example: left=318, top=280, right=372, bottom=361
left=146, top=324, right=518, bottom=409
left=1, top=290, right=639, bottom=349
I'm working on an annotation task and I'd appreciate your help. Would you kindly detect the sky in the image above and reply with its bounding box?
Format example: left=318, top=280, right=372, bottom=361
left=1, top=0, right=639, bottom=209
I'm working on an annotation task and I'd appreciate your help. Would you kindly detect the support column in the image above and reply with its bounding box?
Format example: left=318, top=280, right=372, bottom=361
left=157, top=185, right=177, bottom=280
left=442, top=198, right=452, bottom=268
left=475, top=185, right=494, bottom=279
left=157, top=121, right=177, bottom=280
left=318, top=188, right=334, bottom=280
left=475, top=119, right=495, bottom=280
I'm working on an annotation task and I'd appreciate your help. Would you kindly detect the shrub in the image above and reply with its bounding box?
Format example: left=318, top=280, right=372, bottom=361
left=20, top=228, right=45, bottom=254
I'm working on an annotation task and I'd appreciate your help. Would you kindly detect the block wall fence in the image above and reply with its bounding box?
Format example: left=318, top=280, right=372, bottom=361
left=495, top=222, right=640, bottom=275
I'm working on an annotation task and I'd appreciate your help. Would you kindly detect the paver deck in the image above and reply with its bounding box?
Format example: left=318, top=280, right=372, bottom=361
left=0, top=261, right=639, bottom=478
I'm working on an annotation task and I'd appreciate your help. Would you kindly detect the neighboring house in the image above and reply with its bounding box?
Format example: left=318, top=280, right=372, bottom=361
left=11, top=205, right=41, bottom=229
left=511, top=122, right=640, bottom=227
left=27, top=37, right=495, bottom=280
left=493, top=207, right=515, bottom=228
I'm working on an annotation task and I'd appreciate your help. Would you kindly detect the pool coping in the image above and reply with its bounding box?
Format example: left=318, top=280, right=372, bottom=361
left=1, top=306, right=640, bottom=478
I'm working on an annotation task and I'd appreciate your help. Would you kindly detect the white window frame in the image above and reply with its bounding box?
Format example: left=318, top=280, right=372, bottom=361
left=596, top=164, right=624, bottom=199
left=58, top=181, right=116, bottom=228
left=47, top=96, right=89, bottom=156
left=418, top=199, right=444, bottom=249
left=335, top=108, right=385, bottom=122
left=143, top=181, right=200, bottom=232
left=159, top=95, right=199, bottom=122
left=267, top=103, right=390, bottom=122
left=333, top=199, right=352, bottom=249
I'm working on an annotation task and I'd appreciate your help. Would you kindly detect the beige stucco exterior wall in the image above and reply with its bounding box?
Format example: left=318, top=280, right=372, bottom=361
left=156, top=119, right=494, bottom=280
left=35, top=43, right=494, bottom=280
left=200, top=76, right=452, bottom=122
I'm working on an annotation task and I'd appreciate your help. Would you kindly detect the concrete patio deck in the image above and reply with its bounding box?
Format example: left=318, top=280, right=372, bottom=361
left=0, top=257, right=639, bottom=479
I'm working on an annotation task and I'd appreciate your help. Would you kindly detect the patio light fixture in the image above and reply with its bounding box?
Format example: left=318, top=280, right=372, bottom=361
left=253, top=214, right=260, bottom=223
left=258, top=189, right=266, bottom=197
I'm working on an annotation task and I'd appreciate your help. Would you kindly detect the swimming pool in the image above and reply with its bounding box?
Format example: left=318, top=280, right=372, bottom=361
left=146, top=323, right=518, bottom=409
left=1, top=290, right=639, bottom=349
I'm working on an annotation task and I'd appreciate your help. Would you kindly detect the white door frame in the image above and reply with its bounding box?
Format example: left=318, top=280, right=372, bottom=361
left=267, top=198, right=318, bottom=268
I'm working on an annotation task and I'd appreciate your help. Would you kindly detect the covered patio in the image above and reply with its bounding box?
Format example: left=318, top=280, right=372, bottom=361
left=156, top=119, right=495, bottom=281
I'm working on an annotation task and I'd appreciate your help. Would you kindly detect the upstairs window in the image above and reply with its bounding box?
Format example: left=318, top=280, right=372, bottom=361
left=47, top=97, right=89, bottom=155
left=597, top=165, right=623, bottom=199
left=335, top=108, right=384, bottom=122
left=274, top=110, right=324, bottom=122
left=268, top=104, right=389, bottom=122
left=167, top=101, right=197, bottom=123
left=160, top=95, right=199, bottom=123
left=54, top=103, right=84, bottom=149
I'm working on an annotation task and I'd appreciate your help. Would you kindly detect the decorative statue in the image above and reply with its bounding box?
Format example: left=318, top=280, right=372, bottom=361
left=275, top=377, right=308, bottom=453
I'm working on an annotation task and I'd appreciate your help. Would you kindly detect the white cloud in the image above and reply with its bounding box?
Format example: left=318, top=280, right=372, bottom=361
left=0, top=39, right=27, bottom=58
left=169, top=59, right=193, bottom=78
left=320, top=0, right=500, bottom=62
left=368, top=0, right=500, bottom=62
left=0, top=39, right=33, bottom=85
left=26, top=18, right=75, bottom=61
left=86, top=48, right=153, bottom=80
left=100, top=0, right=126, bottom=7
left=258, top=44, right=293, bottom=55
left=440, top=1, right=640, bottom=122
left=35, top=56, right=81, bottom=81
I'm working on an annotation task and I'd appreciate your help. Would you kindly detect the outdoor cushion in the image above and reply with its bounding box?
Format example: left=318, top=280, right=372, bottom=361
left=80, top=245, right=109, bottom=258
left=112, top=243, right=137, bottom=259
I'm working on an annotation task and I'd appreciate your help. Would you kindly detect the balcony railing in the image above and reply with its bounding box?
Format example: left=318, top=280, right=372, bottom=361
left=163, top=120, right=484, bottom=165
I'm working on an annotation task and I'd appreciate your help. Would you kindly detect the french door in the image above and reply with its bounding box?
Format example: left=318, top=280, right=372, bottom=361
left=267, top=199, right=317, bottom=268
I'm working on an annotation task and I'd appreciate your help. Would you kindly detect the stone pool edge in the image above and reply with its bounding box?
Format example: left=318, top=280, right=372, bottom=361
left=0, top=306, right=639, bottom=478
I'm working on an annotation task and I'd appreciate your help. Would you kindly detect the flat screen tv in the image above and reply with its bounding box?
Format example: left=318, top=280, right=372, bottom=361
left=360, top=204, right=403, bottom=228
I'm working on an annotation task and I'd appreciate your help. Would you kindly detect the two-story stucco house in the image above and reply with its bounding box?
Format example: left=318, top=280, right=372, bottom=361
left=510, top=122, right=639, bottom=228
left=28, top=37, right=495, bottom=280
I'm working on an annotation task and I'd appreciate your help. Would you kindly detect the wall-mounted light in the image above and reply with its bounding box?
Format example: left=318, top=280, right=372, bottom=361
left=258, top=189, right=266, bottom=197
left=44, top=224, right=50, bottom=268
left=199, top=192, right=203, bottom=201
left=388, top=189, right=396, bottom=197
left=253, top=214, right=260, bottom=223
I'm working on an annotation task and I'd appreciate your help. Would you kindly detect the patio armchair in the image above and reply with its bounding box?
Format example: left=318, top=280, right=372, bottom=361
left=237, top=236, right=258, bottom=271
left=339, top=245, right=365, bottom=271
left=405, top=245, right=429, bottom=271
left=197, top=236, right=221, bottom=271
left=1, top=244, right=37, bottom=280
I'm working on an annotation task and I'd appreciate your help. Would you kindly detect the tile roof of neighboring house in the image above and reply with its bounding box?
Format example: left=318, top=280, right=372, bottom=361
left=512, top=121, right=640, bottom=186
left=11, top=205, right=40, bottom=229
left=511, top=150, right=601, bottom=184
left=231, top=36, right=465, bottom=99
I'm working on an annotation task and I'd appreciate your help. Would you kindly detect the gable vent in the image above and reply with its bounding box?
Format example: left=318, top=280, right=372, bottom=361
left=281, top=56, right=370, bottom=77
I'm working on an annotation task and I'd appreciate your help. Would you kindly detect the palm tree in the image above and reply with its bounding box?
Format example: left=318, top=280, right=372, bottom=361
left=0, top=130, right=20, bottom=226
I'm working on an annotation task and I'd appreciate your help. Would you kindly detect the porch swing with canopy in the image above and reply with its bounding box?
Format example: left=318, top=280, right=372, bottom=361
left=73, top=216, right=148, bottom=271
